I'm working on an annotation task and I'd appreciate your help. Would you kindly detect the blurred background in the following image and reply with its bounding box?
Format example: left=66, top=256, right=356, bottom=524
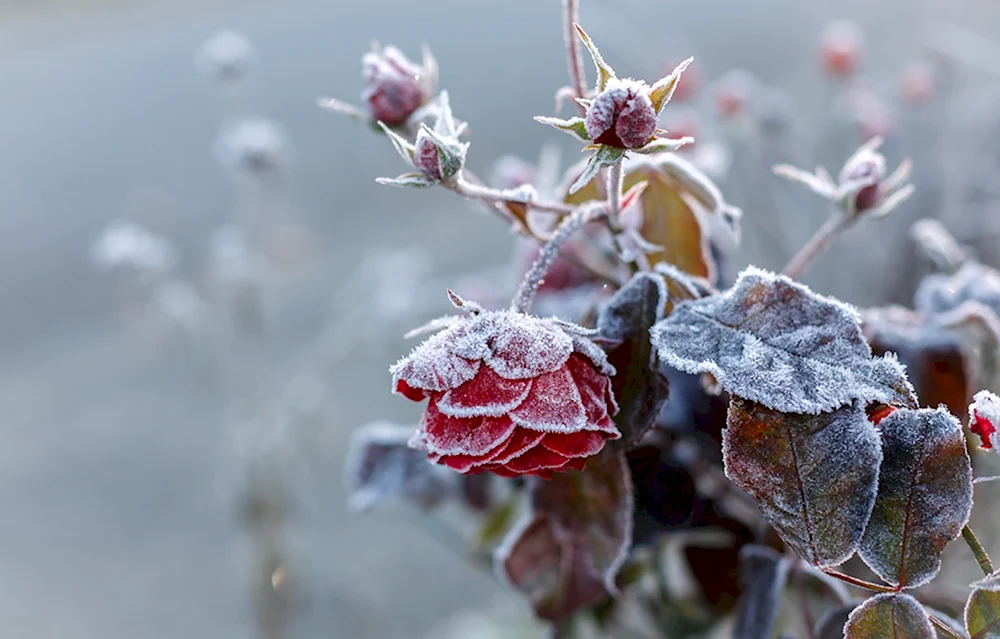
left=3, top=0, right=1000, bottom=637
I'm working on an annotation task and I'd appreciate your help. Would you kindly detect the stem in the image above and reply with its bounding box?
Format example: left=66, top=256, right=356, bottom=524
left=512, top=204, right=599, bottom=313
left=452, top=176, right=575, bottom=215
left=821, top=568, right=895, bottom=593
left=607, top=161, right=624, bottom=218
left=563, top=0, right=587, bottom=116
left=929, top=614, right=965, bottom=639
left=962, top=524, right=995, bottom=576
left=782, top=212, right=851, bottom=279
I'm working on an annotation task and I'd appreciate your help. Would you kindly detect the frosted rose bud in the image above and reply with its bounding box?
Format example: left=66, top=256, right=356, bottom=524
left=970, top=390, right=1000, bottom=451
left=839, top=147, right=886, bottom=211
left=819, top=20, right=863, bottom=77
left=901, top=62, right=935, bottom=105
left=392, top=306, right=621, bottom=478
left=362, top=45, right=429, bottom=127
left=585, top=78, right=658, bottom=149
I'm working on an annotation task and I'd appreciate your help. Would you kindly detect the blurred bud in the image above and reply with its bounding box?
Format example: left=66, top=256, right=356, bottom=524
left=491, top=155, right=536, bottom=190
left=900, top=61, right=935, bottom=105
left=819, top=20, right=864, bottom=77
left=215, top=117, right=293, bottom=179
left=755, top=86, right=796, bottom=138
left=839, top=143, right=887, bottom=211
left=209, top=226, right=268, bottom=337
left=715, top=69, right=756, bottom=119
left=851, top=93, right=895, bottom=140
left=197, top=29, right=255, bottom=83
left=362, top=44, right=437, bottom=127
left=91, top=219, right=175, bottom=275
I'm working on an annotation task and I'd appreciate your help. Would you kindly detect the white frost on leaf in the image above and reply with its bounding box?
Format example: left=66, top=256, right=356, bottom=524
left=651, top=266, right=917, bottom=413
left=916, top=261, right=1000, bottom=319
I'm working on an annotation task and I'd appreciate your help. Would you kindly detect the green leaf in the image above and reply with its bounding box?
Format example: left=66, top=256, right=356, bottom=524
left=375, top=172, right=437, bottom=188
left=649, top=57, right=693, bottom=114
left=377, top=121, right=415, bottom=163
left=496, top=451, right=633, bottom=622
left=859, top=407, right=973, bottom=589
left=966, top=572, right=1000, bottom=639
left=575, top=24, right=616, bottom=92
left=568, top=145, right=626, bottom=195
left=634, top=135, right=695, bottom=155
left=534, top=116, right=591, bottom=143
left=845, top=593, right=935, bottom=638
left=724, top=398, right=882, bottom=567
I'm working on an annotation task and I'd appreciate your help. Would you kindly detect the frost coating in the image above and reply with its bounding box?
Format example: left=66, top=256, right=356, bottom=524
left=393, top=306, right=620, bottom=477
left=585, top=78, right=658, bottom=149
left=724, top=399, right=882, bottom=567
left=970, top=390, right=1000, bottom=452
left=844, top=593, right=934, bottom=639
left=651, top=266, right=917, bottom=413
left=859, top=408, right=973, bottom=589
left=965, top=571, right=1000, bottom=639
left=916, top=261, right=1000, bottom=318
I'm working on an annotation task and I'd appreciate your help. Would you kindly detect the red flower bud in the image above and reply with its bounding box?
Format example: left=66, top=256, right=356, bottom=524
left=714, top=69, right=756, bottom=119
left=901, top=62, right=935, bottom=105
left=585, top=79, right=658, bottom=150
left=970, top=390, right=1000, bottom=451
left=839, top=147, right=886, bottom=212
left=819, top=20, right=863, bottom=77
left=362, top=46, right=428, bottom=127
left=413, top=133, right=442, bottom=181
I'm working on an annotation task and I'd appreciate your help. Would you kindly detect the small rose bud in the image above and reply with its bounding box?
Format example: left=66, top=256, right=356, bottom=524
left=819, top=20, right=863, bottom=77
left=361, top=44, right=435, bottom=127
left=969, top=390, right=1000, bottom=451
left=900, top=62, right=935, bottom=105
left=413, top=132, right=444, bottom=180
left=840, top=147, right=886, bottom=212
left=585, top=78, right=658, bottom=149
left=715, top=69, right=756, bottom=119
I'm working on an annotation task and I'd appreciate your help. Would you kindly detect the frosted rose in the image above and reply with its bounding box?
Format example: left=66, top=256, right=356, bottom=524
left=969, top=390, right=1000, bottom=451
left=392, top=310, right=621, bottom=478
left=362, top=46, right=429, bottom=127
left=585, top=78, right=658, bottom=150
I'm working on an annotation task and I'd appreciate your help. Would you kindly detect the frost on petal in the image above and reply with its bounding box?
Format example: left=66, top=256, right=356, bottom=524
left=965, top=571, right=1000, bottom=639
left=489, top=428, right=546, bottom=465
left=916, top=262, right=1000, bottom=319
left=495, top=451, right=633, bottom=621
left=484, top=313, right=574, bottom=379
left=509, top=366, right=587, bottom=433
left=970, top=390, right=1000, bottom=451
left=724, top=399, right=882, bottom=567
left=651, top=266, right=917, bottom=414
left=504, top=448, right=572, bottom=474
left=344, top=422, right=456, bottom=511
left=859, top=407, right=973, bottom=589
left=391, top=323, right=482, bottom=394
left=734, top=545, right=791, bottom=639
left=437, top=366, right=533, bottom=418
left=540, top=431, right=607, bottom=458
left=844, top=593, right=934, bottom=639
left=565, top=353, right=621, bottom=435
left=422, top=400, right=518, bottom=457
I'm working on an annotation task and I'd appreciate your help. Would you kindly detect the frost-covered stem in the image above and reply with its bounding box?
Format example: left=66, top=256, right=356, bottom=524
left=962, top=524, right=995, bottom=576
left=607, top=161, right=624, bottom=218
left=782, top=213, right=852, bottom=279
left=930, top=615, right=965, bottom=639
left=512, top=204, right=598, bottom=313
left=452, top=175, right=575, bottom=215
left=821, top=568, right=895, bottom=593
left=563, top=0, right=587, bottom=116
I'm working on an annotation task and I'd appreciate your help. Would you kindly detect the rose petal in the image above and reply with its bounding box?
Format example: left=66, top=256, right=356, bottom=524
left=489, top=428, right=547, bottom=465
left=562, top=457, right=587, bottom=472
left=566, top=353, right=621, bottom=436
left=394, top=378, right=430, bottom=402
left=422, top=399, right=517, bottom=456
left=541, top=431, right=608, bottom=458
left=391, top=326, right=482, bottom=393
left=437, top=366, right=533, bottom=417
left=485, top=315, right=573, bottom=379
left=503, top=447, right=572, bottom=473
left=509, top=365, right=588, bottom=432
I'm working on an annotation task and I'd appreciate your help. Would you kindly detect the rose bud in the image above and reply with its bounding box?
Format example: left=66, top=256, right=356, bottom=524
left=585, top=78, right=659, bottom=149
left=714, top=69, right=756, bottom=120
left=839, top=144, right=887, bottom=212
left=969, top=390, right=1000, bottom=452
left=392, top=293, right=621, bottom=479
left=819, top=20, right=864, bottom=77
left=901, top=61, right=935, bottom=105
left=376, top=91, right=469, bottom=187
left=362, top=44, right=436, bottom=127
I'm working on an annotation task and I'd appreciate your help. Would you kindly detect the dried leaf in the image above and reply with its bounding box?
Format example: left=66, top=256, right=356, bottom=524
left=815, top=601, right=863, bottom=639
left=734, top=545, right=791, bottom=639
left=652, top=267, right=917, bottom=414
left=596, top=272, right=671, bottom=446
left=859, top=408, right=973, bottom=589
left=845, top=593, right=935, bottom=638
left=496, top=451, right=633, bottom=621
left=965, top=571, right=1000, bottom=639
left=724, top=399, right=882, bottom=567
left=344, top=422, right=457, bottom=511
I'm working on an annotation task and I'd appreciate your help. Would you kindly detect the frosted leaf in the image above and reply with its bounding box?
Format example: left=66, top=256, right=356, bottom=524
left=859, top=408, right=973, bottom=589
left=724, top=398, right=882, bottom=567
left=215, top=117, right=293, bottom=178
left=970, top=390, right=1000, bottom=452
left=845, top=593, right=935, bottom=639
left=965, top=572, right=1000, bottom=639
left=910, top=218, right=966, bottom=274
left=91, top=219, right=175, bottom=273
left=344, top=422, right=456, bottom=512
left=916, top=262, right=1000, bottom=319
left=595, top=272, right=671, bottom=446
left=495, top=451, right=633, bottom=621
left=814, top=601, right=862, bottom=639
left=734, top=545, right=791, bottom=639
left=651, top=266, right=917, bottom=414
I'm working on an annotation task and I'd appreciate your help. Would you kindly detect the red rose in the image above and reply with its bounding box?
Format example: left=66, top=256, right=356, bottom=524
left=970, top=390, right=1000, bottom=452
left=392, top=309, right=620, bottom=478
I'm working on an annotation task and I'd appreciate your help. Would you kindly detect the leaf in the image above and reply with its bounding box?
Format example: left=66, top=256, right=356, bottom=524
left=916, top=262, right=1000, bottom=320
left=375, top=172, right=436, bottom=188
left=568, top=145, right=627, bottom=194
left=815, top=601, right=863, bottom=639
left=734, top=545, right=791, bottom=639
left=634, top=135, right=695, bottom=155
left=652, top=267, right=918, bottom=414
left=966, top=572, right=1000, bottom=639
left=845, top=593, right=936, bottom=639
left=575, top=24, right=616, bottom=92
left=535, top=116, right=591, bottom=143
left=724, top=398, right=882, bottom=566
left=377, top=121, right=416, bottom=163
left=859, top=408, right=973, bottom=589
left=496, top=451, right=633, bottom=622
left=343, top=422, right=457, bottom=511
left=650, top=57, right=694, bottom=114
left=924, top=607, right=969, bottom=639
left=595, top=272, right=671, bottom=446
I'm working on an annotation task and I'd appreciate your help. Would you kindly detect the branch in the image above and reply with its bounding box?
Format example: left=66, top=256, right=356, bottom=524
left=962, top=524, right=995, bottom=576
left=820, top=568, right=895, bottom=593
left=563, top=0, right=587, bottom=115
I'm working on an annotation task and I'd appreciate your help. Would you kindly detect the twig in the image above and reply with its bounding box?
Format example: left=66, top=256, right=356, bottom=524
left=563, top=0, right=587, bottom=116
left=820, top=568, right=895, bottom=593
left=451, top=175, right=575, bottom=215
left=607, top=161, right=624, bottom=218
left=962, top=524, right=995, bottom=576
left=929, top=614, right=965, bottom=639
left=782, top=213, right=852, bottom=279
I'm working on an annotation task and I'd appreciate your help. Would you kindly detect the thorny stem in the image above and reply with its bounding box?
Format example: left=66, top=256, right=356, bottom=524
left=782, top=212, right=852, bottom=279
left=563, top=0, right=587, bottom=116
left=451, top=175, right=575, bottom=215
left=962, top=524, right=995, bottom=576
left=929, top=615, right=965, bottom=639
left=821, top=568, right=895, bottom=593
left=512, top=204, right=601, bottom=313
